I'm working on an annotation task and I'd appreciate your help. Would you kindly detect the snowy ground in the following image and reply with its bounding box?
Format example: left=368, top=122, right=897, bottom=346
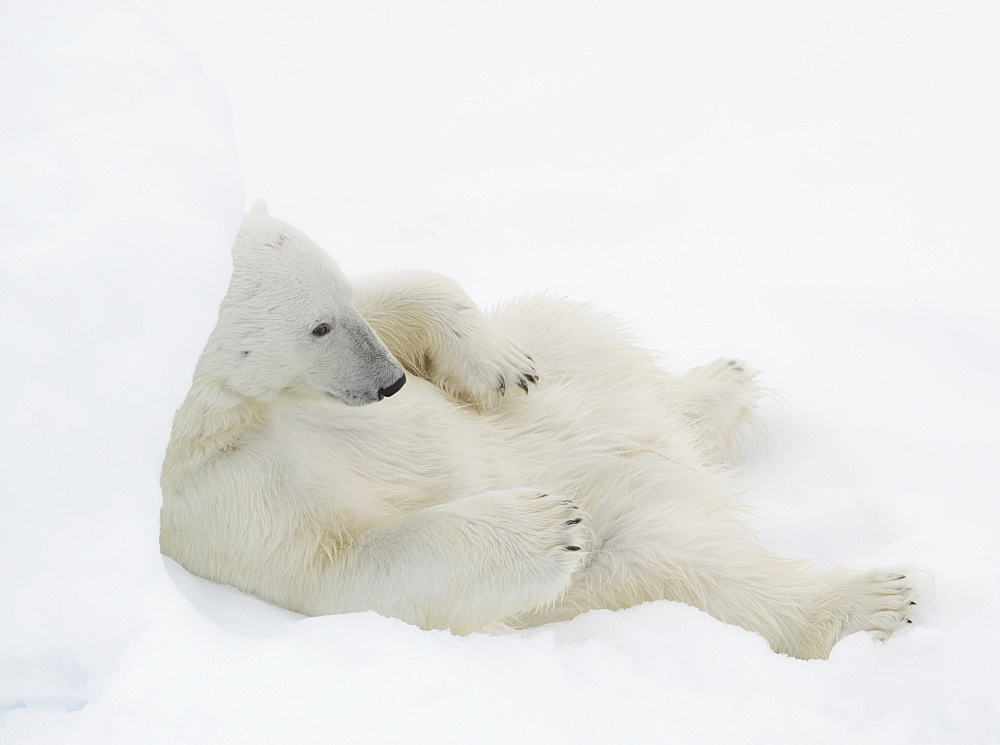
left=2, top=1, right=998, bottom=743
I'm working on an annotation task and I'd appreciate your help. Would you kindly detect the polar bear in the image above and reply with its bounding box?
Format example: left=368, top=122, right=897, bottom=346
left=160, top=202, right=922, bottom=659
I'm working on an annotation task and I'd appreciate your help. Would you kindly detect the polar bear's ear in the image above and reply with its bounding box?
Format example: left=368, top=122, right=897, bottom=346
left=249, top=199, right=270, bottom=215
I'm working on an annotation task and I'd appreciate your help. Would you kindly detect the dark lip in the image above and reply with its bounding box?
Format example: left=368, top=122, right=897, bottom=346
left=327, top=391, right=377, bottom=407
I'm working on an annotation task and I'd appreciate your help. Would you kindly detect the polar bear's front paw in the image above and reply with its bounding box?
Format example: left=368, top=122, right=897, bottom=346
left=433, top=328, right=538, bottom=411
left=478, top=488, right=587, bottom=605
left=521, top=489, right=587, bottom=563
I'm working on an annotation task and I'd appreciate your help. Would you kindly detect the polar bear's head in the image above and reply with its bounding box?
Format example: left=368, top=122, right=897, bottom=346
left=200, top=202, right=406, bottom=406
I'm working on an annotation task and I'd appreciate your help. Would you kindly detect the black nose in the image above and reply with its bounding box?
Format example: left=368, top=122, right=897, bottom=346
left=377, top=373, right=406, bottom=400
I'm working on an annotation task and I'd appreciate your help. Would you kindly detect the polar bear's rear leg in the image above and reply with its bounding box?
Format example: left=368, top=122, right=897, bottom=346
left=518, top=503, right=921, bottom=659
left=354, top=271, right=537, bottom=410
left=680, top=358, right=765, bottom=463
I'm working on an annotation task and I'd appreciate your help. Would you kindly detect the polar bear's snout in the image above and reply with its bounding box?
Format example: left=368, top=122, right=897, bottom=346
left=335, top=317, right=407, bottom=406
left=378, top=373, right=406, bottom=400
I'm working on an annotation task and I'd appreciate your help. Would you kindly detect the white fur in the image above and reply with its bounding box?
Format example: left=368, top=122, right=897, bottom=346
left=160, top=204, right=924, bottom=659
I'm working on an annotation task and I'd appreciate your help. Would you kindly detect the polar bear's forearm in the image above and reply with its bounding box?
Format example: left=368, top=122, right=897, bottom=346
left=353, top=271, right=537, bottom=409
left=353, top=270, right=477, bottom=378
left=303, top=489, right=585, bottom=633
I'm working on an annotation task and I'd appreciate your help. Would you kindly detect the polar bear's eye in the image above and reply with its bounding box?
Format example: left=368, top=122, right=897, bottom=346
left=312, top=323, right=332, bottom=337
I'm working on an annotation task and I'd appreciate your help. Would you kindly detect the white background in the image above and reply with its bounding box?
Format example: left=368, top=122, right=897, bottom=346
left=1, top=1, right=998, bottom=742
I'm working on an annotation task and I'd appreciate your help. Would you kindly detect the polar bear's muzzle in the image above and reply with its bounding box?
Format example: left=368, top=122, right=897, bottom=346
left=328, top=316, right=407, bottom=406
left=333, top=370, right=406, bottom=407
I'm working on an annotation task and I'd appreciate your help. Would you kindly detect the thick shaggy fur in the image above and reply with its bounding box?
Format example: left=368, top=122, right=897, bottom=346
left=160, top=203, right=922, bottom=659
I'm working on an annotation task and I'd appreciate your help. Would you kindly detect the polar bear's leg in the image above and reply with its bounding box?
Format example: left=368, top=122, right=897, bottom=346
left=680, top=358, right=765, bottom=463
left=354, top=271, right=537, bottom=410
left=306, top=488, right=585, bottom=633
left=524, top=505, right=921, bottom=659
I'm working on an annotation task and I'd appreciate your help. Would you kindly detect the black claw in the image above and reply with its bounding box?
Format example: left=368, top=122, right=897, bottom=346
left=910, top=601, right=917, bottom=605
left=565, top=545, right=581, bottom=551
left=498, top=375, right=506, bottom=395
left=565, top=518, right=582, bottom=526
left=525, top=374, right=537, bottom=385
left=906, top=619, right=913, bottom=624
left=517, top=376, right=529, bottom=393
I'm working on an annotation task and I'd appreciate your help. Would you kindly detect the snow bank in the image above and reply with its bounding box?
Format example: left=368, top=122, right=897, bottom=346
left=2, top=1, right=997, bottom=743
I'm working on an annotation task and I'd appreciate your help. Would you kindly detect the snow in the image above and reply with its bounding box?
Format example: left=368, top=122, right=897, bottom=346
left=1, top=0, right=997, bottom=742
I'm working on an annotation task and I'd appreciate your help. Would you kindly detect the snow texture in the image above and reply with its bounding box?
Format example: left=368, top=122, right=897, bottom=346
left=1, top=1, right=997, bottom=742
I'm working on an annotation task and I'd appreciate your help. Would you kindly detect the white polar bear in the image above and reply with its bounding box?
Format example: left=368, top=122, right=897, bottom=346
left=160, top=202, right=923, bottom=659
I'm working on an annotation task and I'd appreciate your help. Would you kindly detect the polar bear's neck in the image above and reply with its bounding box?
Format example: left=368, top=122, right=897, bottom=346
left=165, top=376, right=268, bottom=469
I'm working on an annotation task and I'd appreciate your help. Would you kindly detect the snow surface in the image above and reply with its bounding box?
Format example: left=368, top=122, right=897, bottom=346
left=2, top=1, right=998, bottom=742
